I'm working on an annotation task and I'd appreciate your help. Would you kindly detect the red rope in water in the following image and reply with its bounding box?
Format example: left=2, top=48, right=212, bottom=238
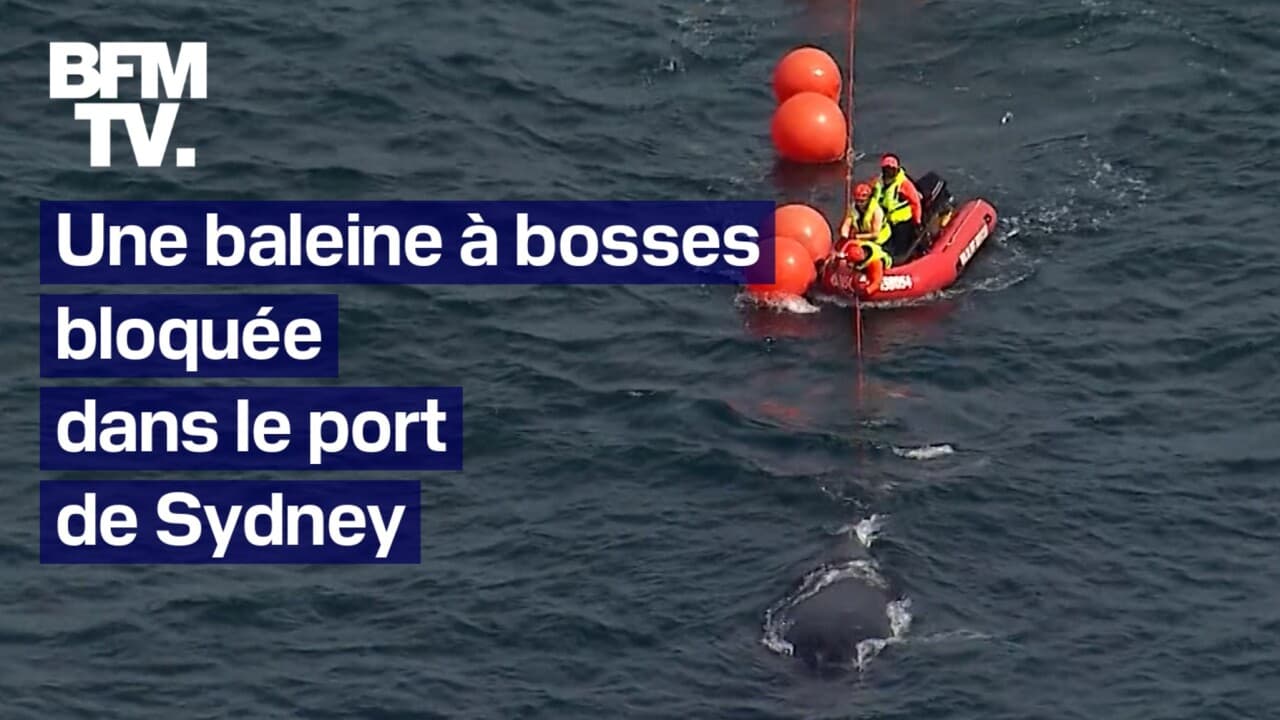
left=844, top=0, right=857, bottom=210
left=846, top=0, right=863, bottom=362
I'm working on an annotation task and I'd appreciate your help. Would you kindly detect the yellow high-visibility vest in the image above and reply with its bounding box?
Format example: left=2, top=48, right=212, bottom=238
left=853, top=202, right=892, bottom=244
left=873, top=170, right=914, bottom=225
left=853, top=240, right=892, bottom=270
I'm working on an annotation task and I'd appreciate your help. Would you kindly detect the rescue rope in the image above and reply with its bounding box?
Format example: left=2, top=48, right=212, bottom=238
left=845, top=0, right=864, bottom=361
left=844, top=0, right=858, bottom=210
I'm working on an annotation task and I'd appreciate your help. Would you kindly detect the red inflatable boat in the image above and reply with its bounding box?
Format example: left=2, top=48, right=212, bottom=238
left=817, top=172, right=997, bottom=303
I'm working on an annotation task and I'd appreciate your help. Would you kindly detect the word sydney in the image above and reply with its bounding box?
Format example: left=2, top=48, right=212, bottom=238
left=56, top=491, right=407, bottom=560
left=49, top=42, right=206, bottom=168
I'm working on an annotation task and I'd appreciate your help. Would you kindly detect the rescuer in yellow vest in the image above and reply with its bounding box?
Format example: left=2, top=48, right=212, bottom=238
left=838, top=182, right=892, bottom=249
left=842, top=239, right=892, bottom=294
left=870, top=153, right=923, bottom=259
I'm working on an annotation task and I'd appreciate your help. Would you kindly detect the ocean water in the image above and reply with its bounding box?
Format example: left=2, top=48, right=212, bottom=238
left=2, top=0, right=1278, bottom=718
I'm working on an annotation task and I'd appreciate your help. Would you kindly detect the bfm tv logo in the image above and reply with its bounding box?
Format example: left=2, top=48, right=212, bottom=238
left=49, top=42, right=206, bottom=168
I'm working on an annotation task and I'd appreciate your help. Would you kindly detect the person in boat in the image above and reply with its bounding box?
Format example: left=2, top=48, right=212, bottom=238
left=839, top=239, right=892, bottom=295
left=871, top=153, right=922, bottom=260
left=838, top=182, right=892, bottom=249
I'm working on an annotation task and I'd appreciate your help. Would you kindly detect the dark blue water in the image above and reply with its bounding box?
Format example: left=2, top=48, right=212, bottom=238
left=3, top=0, right=1278, bottom=717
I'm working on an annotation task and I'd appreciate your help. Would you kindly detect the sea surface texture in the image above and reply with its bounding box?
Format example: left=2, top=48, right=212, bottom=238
left=2, top=0, right=1277, bottom=718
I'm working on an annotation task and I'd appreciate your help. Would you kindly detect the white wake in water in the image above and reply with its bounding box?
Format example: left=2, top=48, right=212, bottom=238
left=892, top=444, right=956, bottom=460
left=734, top=291, right=821, bottom=314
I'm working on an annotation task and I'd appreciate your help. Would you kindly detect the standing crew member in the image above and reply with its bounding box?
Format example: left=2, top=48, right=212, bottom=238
left=872, top=153, right=922, bottom=259
left=838, top=182, right=892, bottom=250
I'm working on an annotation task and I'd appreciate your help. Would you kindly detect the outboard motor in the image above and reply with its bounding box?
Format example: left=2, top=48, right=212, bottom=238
left=912, top=171, right=952, bottom=217
left=899, top=171, right=956, bottom=262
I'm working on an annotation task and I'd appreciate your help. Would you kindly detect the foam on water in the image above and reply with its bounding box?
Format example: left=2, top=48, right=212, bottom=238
left=892, top=444, right=955, bottom=460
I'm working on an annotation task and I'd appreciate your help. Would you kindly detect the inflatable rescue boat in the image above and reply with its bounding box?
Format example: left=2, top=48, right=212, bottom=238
left=817, top=172, right=997, bottom=302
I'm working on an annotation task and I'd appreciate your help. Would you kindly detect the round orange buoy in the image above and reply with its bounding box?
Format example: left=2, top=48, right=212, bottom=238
left=775, top=204, right=832, bottom=262
left=746, top=235, right=816, bottom=299
left=773, top=46, right=841, bottom=103
left=770, top=92, right=847, bottom=164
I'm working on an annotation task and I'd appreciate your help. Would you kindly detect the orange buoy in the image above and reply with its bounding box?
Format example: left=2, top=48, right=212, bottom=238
left=773, top=46, right=841, bottom=103
left=775, top=204, right=832, bottom=262
left=770, top=92, right=847, bottom=164
left=746, top=235, right=816, bottom=299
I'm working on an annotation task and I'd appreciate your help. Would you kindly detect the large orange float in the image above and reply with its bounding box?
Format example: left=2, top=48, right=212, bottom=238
left=745, top=235, right=816, bottom=299
left=774, top=204, right=832, bottom=262
left=772, top=46, right=841, bottom=103
left=770, top=91, right=846, bottom=164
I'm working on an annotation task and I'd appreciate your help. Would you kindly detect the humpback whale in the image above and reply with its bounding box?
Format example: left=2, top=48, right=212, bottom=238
left=781, top=532, right=897, bottom=671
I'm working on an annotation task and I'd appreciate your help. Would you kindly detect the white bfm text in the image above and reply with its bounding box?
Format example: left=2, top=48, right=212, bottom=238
left=49, top=41, right=206, bottom=167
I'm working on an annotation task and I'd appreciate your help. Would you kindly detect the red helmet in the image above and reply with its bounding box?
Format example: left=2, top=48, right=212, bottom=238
left=854, top=183, right=873, bottom=202
left=845, top=243, right=867, bottom=262
left=880, top=153, right=900, bottom=169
